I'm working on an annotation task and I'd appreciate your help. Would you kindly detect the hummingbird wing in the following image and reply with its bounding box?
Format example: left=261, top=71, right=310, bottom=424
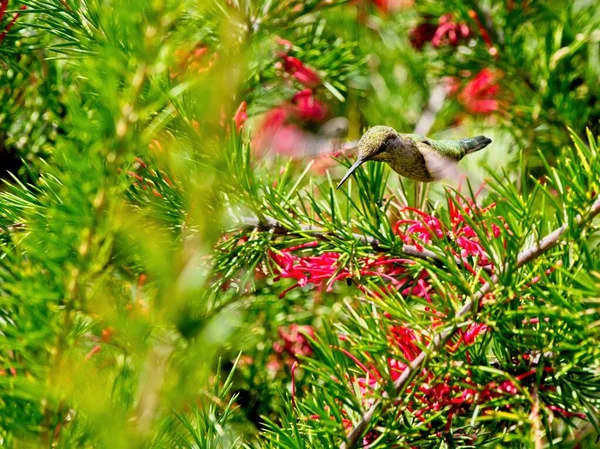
left=416, top=141, right=461, bottom=181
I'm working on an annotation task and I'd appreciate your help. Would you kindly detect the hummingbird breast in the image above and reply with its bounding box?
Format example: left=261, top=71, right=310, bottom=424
left=384, top=138, right=433, bottom=182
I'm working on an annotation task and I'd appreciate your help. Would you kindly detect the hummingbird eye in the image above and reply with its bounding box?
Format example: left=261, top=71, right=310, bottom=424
left=375, top=135, right=396, bottom=154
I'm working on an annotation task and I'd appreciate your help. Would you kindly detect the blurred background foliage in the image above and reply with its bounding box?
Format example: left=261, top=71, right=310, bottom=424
left=0, top=0, right=600, bottom=448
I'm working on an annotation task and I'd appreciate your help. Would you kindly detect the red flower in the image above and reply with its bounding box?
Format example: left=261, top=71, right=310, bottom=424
left=410, top=13, right=470, bottom=51
left=457, top=68, right=502, bottom=115
left=233, top=101, right=247, bottom=130
left=282, top=56, right=321, bottom=88
left=261, top=106, right=289, bottom=132
left=270, top=189, right=505, bottom=297
left=264, top=190, right=587, bottom=429
left=292, top=89, right=328, bottom=122
left=270, top=244, right=413, bottom=298
left=431, top=14, right=471, bottom=48
left=369, top=0, right=413, bottom=14
left=252, top=90, right=331, bottom=156
left=409, top=21, right=437, bottom=51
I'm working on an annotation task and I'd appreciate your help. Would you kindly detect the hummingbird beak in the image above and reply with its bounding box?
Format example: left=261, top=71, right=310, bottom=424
left=336, top=158, right=366, bottom=189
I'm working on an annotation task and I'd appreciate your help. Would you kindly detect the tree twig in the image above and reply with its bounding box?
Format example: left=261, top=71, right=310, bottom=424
left=340, top=197, right=600, bottom=449
left=238, top=215, right=491, bottom=271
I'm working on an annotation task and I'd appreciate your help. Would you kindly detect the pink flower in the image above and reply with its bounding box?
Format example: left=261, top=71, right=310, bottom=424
left=262, top=189, right=587, bottom=429
left=460, top=322, right=488, bottom=345
left=396, top=190, right=504, bottom=275
left=282, top=56, right=321, bottom=88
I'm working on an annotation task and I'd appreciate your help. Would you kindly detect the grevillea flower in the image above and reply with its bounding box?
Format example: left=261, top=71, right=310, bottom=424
left=431, top=14, right=471, bottom=48
left=270, top=189, right=505, bottom=298
left=395, top=187, right=505, bottom=274
left=274, top=324, right=315, bottom=359
left=270, top=242, right=412, bottom=298
left=409, top=20, right=437, bottom=51
left=456, top=68, right=502, bottom=115
left=336, top=310, right=583, bottom=437
left=253, top=90, right=331, bottom=157
left=262, top=189, right=586, bottom=434
left=292, top=89, right=328, bottom=122
left=282, top=56, right=321, bottom=88
left=410, top=13, right=470, bottom=51
left=233, top=101, right=247, bottom=130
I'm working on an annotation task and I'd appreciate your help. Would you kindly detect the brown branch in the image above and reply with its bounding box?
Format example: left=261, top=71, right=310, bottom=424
left=340, top=197, right=600, bottom=449
left=529, top=387, right=544, bottom=449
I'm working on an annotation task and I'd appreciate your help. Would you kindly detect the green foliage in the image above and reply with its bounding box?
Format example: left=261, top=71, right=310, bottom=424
left=1, top=0, right=600, bottom=448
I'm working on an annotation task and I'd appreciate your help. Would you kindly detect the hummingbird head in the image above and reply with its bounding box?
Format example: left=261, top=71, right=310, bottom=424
left=336, top=126, right=400, bottom=189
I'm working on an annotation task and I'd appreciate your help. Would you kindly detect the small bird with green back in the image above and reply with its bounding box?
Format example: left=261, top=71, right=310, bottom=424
left=336, top=126, right=492, bottom=189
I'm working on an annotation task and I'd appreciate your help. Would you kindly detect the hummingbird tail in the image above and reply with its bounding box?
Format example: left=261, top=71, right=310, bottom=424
left=460, top=136, right=492, bottom=154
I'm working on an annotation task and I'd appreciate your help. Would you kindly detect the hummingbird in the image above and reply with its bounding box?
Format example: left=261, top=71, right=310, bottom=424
left=336, top=126, right=492, bottom=189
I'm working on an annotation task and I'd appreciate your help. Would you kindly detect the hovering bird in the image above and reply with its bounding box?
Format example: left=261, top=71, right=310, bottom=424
left=336, top=126, right=492, bottom=189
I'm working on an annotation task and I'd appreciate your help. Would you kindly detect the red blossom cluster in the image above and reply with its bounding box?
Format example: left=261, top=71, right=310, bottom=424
left=410, top=13, right=471, bottom=51
left=457, top=68, right=502, bottom=115
left=0, top=0, right=25, bottom=45
left=255, top=88, right=329, bottom=146
left=274, top=38, right=322, bottom=89
left=409, top=10, right=496, bottom=56
left=339, top=318, right=495, bottom=441
left=281, top=55, right=321, bottom=88
left=233, top=101, right=248, bottom=130
left=269, top=191, right=580, bottom=436
left=410, top=14, right=471, bottom=51
left=270, top=189, right=505, bottom=300
left=274, top=324, right=315, bottom=360
left=444, top=68, right=503, bottom=116
left=270, top=241, right=412, bottom=299
left=396, top=190, right=505, bottom=275
left=341, top=319, right=582, bottom=444
left=253, top=39, right=331, bottom=157
left=267, top=324, right=316, bottom=374
left=408, top=10, right=503, bottom=118
left=432, top=14, right=471, bottom=47
left=269, top=192, right=583, bottom=439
